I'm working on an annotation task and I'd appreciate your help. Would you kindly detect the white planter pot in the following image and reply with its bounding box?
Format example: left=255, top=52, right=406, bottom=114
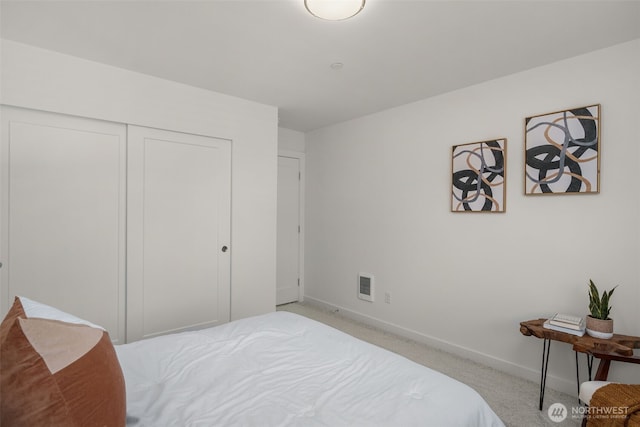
left=585, top=315, right=613, bottom=339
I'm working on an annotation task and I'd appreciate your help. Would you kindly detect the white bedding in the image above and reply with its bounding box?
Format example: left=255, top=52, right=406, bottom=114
left=116, top=311, right=504, bottom=426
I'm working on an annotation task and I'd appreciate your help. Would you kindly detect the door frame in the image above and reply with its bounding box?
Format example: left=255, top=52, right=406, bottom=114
left=277, top=150, right=305, bottom=303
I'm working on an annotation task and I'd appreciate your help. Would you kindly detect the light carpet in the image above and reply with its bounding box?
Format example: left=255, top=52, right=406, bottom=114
left=277, top=302, right=582, bottom=427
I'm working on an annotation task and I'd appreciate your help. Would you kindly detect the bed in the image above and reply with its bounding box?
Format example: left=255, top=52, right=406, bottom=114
left=116, top=311, right=504, bottom=426
left=1, top=297, right=504, bottom=426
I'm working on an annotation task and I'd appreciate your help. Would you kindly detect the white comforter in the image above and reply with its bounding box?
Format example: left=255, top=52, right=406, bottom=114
left=116, top=311, right=504, bottom=427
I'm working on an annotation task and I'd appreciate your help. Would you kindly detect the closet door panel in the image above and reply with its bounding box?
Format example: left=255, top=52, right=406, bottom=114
left=127, top=126, right=231, bottom=342
left=0, top=107, right=126, bottom=343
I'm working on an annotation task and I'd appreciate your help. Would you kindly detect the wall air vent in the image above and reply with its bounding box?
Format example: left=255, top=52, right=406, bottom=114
left=357, top=273, right=374, bottom=302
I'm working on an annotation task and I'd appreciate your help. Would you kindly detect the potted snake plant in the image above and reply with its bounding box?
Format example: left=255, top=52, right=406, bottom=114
left=586, top=279, right=617, bottom=339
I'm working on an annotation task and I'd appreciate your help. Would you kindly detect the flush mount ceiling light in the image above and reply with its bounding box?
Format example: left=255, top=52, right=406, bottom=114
left=305, top=0, right=366, bottom=21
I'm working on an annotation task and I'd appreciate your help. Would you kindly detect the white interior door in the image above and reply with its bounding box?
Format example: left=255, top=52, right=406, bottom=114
left=0, top=107, right=126, bottom=343
left=127, top=126, right=231, bottom=342
left=276, top=156, right=301, bottom=305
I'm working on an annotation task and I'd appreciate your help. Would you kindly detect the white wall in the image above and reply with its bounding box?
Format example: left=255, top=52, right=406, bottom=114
left=278, top=127, right=306, bottom=153
left=305, top=39, right=640, bottom=394
left=0, top=40, right=278, bottom=320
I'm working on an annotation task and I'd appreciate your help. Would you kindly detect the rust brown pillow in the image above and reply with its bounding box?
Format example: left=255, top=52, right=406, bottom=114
left=0, top=299, right=126, bottom=427
left=0, top=296, right=26, bottom=340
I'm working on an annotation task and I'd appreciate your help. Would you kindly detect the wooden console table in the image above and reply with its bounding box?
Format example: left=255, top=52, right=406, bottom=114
left=520, top=318, right=640, bottom=410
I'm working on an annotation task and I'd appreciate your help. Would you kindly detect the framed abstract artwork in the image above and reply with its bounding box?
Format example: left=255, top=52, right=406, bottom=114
left=451, top=138, right=507, bottom=212
left=524, top=104, right=600, bottom=195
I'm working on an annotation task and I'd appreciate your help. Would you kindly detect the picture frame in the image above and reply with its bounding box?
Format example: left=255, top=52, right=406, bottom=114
left=451, top=138, right=507, bottom=213
left=524, top=104, right=600, bottom=195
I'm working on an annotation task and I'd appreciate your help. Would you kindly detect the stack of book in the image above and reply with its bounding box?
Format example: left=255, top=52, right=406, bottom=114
left=543, top=313, right=585, bottom=336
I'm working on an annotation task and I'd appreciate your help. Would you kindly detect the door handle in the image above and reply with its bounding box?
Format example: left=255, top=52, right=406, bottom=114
left=221, top=246, right=228, bottom=253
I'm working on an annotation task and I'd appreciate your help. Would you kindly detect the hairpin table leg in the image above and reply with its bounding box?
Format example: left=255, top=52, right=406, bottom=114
left=540, top=338, right=551, bottom=410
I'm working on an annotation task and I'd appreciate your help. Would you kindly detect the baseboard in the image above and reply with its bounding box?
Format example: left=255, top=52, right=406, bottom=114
left=304, top=296, right=577, bottom=396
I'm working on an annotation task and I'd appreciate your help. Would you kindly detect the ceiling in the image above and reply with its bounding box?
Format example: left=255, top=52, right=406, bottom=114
left=1, top=0, right=639, bottom=132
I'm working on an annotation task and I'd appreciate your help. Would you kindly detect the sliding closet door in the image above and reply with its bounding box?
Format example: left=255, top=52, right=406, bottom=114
left=0, top=107, right=126, bottom=343
left=126, top=126, right=231, bottom=342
